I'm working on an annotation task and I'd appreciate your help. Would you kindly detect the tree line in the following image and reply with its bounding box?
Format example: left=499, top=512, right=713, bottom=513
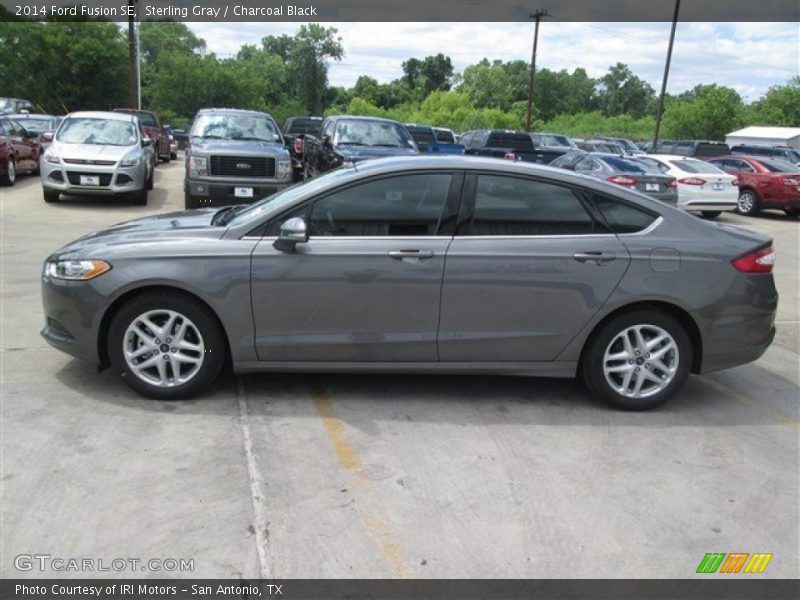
left=0, top=18, right=797, bottom=140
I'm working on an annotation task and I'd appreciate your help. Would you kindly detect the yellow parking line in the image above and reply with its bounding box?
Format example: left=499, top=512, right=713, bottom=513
left=701, top=377, right=799, bottom=430
left=312, top=387, right=411, bottom=578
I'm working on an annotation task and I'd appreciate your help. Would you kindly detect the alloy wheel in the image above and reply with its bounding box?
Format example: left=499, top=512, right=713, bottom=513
left=737, top=191, right=755, bottom=214
left=602, top=324, right=679, bottom=399
left=7, top=159, right=15, bottom=184
left=123, top=309, right=205, bottom=387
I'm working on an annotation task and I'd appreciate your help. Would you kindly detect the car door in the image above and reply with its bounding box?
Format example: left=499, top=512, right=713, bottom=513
left=250, top=171, right=460, bottom=362
left=7, top=120, right=35, bottom=170
left=438, top=172, right=631, bottom=362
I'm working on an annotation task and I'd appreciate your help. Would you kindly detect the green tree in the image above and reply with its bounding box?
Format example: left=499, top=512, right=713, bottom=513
left=596, top=63, right=655, bottom=118
left=747, top=78, right=800, bottom=126
left=138, top=21, right=205, bottom=64
left=661, top=84, right=746, bottom=140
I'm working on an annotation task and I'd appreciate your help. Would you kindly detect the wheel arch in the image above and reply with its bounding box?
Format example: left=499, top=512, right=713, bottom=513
left=738, top=185, right=761, bottom=201
left=578, top=300, right=703, bottom=375
left=97, top=284, right=230, bottom=369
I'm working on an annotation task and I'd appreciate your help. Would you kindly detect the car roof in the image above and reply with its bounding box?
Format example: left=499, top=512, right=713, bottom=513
left=328, top=115, right=401, bottom=124
left=64, top=111, right=137, bottom=122
left=7, top=113, right=55, bottom=119
left=647, top=154, right=704, bottom=161
left=197, top=108, right=275, bottom=118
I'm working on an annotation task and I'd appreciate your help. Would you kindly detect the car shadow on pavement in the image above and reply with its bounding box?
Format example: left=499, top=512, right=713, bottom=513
left=53, top=357, right=797, bottom=429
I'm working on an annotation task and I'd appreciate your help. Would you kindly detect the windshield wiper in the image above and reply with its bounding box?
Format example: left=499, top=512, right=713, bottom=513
left=211, top=204, right=247, bottom=226
left=339, top=142, right=367, bottom=146
left=195, top=134, right=225, bottom=140
left=373, top=143, right=404, bottom=147
left=232, top=136, right=274, bottom=142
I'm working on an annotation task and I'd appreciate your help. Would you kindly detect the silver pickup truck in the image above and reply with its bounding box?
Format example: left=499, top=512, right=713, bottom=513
left=184, top=108, right=292, bottom=209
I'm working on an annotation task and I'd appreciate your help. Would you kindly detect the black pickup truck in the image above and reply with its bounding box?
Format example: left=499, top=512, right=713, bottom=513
left=282, top=116, right=323, bottom=181
left=461, top=129, right=567, bottom=164
left=302, top=115, right=418, bottom=178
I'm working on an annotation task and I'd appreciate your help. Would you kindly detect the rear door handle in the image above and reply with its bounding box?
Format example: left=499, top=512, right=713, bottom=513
left=388, top=249, right=435, bottom=261
left=574, top=251, right=616, bottom=265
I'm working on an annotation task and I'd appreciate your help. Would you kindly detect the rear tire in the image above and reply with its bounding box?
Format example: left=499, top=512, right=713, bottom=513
left=736, top=190, right=759, bottom=215
left=581, top=309, right=692, bottom=411
left=784, top=207, right=800, bottom=219
left=701, top=211, right=721, bottom=220
left=108, top=291, right=226, bottom=400
left=43, top=189, right=59, bottom=203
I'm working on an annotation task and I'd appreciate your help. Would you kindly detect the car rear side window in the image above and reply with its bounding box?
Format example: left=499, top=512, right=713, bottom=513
left=307, top=173, right=452, bottom=237
left=467, top=175, right=597, bottom=236
left=592, top=194, right=657, bottom=233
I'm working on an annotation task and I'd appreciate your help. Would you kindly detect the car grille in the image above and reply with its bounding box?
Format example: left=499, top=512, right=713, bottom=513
left=66, top=172, right=113, bottom=186
left=63, top=159, right=117, bottom=166
left=210, top=156, right=275, bottom=177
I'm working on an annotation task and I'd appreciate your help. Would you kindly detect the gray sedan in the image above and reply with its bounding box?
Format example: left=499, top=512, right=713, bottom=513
left=40, top=156, right=777, bottom=410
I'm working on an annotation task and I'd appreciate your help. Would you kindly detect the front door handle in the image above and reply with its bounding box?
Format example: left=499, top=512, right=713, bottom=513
left=388, top=249, right=435, bottom=262
left=574, top=251, right=616, bottom=265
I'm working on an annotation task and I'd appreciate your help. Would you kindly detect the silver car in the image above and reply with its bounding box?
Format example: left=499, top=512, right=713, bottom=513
left=40, top=156, right=777, bottom=410
left=40, top=111, right=154, bottom=205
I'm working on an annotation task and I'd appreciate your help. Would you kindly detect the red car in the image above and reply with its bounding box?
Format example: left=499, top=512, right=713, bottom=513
left=0, top=115, right=42, bottom=187
left=113, top=108, right=171, bottom=164
left=708, top=155, right=800, bottom=217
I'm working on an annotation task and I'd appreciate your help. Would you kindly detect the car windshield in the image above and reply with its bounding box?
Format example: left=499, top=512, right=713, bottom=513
left=601, top=156, right=657, bottom=174
left=16, top=116, right=56, bottom=132
left=335, top=120, right=415, bottom=148
left=616, top=139, right=640, bottom=152
left=433, top=128, right=455, bottom=144
left=56, top=118, right=138, bottom=146
left=227, top=165, right=358, bottom=226
left=537, top=134, right=572, bottom=147
left=785, top=150, right=800, bottom=163
left=191, top=113, right=281, bottom=143
left=0, top=99, right=16, bottom=112
left=669, top=159, right=725, bottom=174
left=759, top=158, right=800, bottom=173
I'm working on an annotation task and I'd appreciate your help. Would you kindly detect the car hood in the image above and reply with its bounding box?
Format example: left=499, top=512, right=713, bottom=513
left=338, top=146, right=418, bottom=161
left=189, top=138, right=287, bottom=155
left=49, top=210, right=225, bottom=259
left=53, top=142, right=137, bottom=161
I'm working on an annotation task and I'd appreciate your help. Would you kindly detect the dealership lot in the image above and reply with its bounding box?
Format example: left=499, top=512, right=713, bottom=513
left=1, top=162, right=798, bottom=578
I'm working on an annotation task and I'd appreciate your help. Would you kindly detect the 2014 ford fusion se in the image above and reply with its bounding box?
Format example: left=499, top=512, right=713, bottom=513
left=40, top=156, right=777, bottom=410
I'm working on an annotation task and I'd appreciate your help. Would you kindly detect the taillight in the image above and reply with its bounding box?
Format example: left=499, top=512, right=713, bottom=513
left=607, top=175, right=638, bottom=186
left=732, top=245, right=775, bottom=274
left=293, top=138, right=304, bottom=154
left=779, top=176, right=800, bottom=186
left=678, top=177, right=706, bottom=185
left=503, top=152, right=516, bottom=161
left=668, top=179, right=677, bottom=188
left=731, top=178, right=739, bottom=186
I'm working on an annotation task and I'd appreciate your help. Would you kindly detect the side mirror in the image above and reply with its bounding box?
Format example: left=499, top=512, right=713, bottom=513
left=42, top=131, right=54, bottom=142
left=273, top=217, right=308, bottom=252
left=322, top=134, right=332, bottom=148
left=142, top=136, right=154, bottom=147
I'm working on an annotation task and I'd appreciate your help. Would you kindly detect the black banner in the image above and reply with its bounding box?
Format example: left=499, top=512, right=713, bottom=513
left=2, top=579, right=800, bottom=600
left=1, top=0, right=799, bottom=22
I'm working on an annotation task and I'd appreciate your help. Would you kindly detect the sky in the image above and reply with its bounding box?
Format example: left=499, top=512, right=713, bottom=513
left=186, top=21, right=799, bottom=101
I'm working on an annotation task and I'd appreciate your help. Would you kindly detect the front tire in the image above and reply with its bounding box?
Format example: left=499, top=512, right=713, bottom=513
left=701, top=211, right=721, bottom=220
left=43, top=189, right=59, bottom=203
left=582, top=309, right=692, bottom=411
left=184, top=188, right=199, bottom=209
left=737, top=190, right=759, bottom=215
left=132, top=186, right=148, bottom=206
left=108, top=292, right=226, bottom=400
left=1, top=157, right=16, bottom=186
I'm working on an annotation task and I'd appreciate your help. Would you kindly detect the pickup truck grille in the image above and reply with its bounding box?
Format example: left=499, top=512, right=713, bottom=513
left=210, top=156, right=275, bottom=177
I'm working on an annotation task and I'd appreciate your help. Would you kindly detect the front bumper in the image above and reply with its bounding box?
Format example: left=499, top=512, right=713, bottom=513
left=187, top=177, right=291, bottom=204
left=40, top=275, right=106, bottom=364
left=41, top=159, right=145, bottom=197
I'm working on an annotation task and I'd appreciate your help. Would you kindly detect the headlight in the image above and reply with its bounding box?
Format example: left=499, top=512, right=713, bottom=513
left=119, top=155, right=141, bottom=167
left=189, top=156, right=207, bottom=177
left=44, top=260, right=111, bottom=280
left=44, top=153, right=61, bottom=164
left=276, top=159, right=291, bottom=179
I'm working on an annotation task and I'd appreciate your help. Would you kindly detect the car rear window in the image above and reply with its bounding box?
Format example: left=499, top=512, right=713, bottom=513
left=407, top=126, right=436, bottom=146
left=433, top=128, right=455, bottom=144
left=669, top=159, right=725, bottom=174
left=285, top=118, right=322, bottom=135
left=601, top=156, right=655, bottom=174
left=693, top=143, right=729, bottom=157
left=758, top=159, right=800, bottom=173
left=486, top=131, right=535, bottom=151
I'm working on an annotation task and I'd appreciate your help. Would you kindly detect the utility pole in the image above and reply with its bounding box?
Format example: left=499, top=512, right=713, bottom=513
left=525, top=8, right=550, bottom=133
left=127, top=0, right=138, bottom=108
left=651, top=0, right=681, bottom=152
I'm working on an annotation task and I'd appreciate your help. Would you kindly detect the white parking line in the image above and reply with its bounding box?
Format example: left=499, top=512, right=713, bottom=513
left=237, top=377, right=271, bottom=579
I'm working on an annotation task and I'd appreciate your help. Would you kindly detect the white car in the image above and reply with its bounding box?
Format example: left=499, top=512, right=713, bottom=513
left=40, top=111, right=154, bottom=205
left=640, top=154, right=737, bottom=219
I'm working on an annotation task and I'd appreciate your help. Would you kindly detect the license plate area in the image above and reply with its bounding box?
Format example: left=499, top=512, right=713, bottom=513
left=80, top=175, right=100, bottom=186
left=234, top=187, right=254, bottom=198
left=712, top=183, right=725, bottom=191
left=645, top=183, right=660, bottom=192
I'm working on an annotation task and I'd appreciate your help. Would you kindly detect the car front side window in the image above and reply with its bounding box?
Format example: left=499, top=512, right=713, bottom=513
left=306, top=173, right=452, bottom=237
